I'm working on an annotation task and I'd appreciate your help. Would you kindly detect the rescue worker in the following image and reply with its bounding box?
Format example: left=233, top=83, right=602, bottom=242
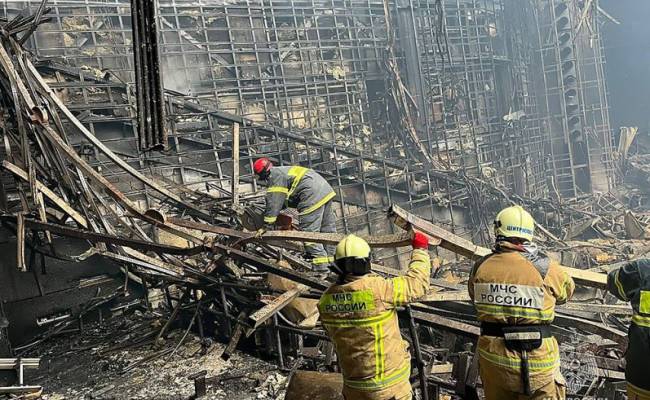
left=468, top=205, right=575, bottom=400
left=253, top=158, right=337, bottom=273
left=318, top=232, right=434, bottom=400
left=606, top=259, right=650, bottom=400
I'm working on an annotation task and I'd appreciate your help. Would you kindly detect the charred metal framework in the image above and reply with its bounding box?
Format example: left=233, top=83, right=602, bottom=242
left=0, top=0, right=615, bottom=252
left=131, top=0, right=167, bottom=151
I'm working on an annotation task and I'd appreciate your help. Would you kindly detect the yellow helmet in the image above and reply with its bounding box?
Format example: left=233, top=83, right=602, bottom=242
left=494, top=205, right=535, bottom=242
left=334, top=234, right=371, bottom=275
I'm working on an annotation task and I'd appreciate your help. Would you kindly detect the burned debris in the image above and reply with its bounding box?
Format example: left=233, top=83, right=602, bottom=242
left=0, top=0, right=647, bottom=399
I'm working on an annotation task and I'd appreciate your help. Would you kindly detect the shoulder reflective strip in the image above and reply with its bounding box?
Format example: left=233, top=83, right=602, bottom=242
left=300, top=191, right=336, bottom=215
left=393, top=277, right=403, bottom=306
left=640, top=291, right=650, bottom=314
left=474, top=304, right=554, bottom=320
left=288, top=165, right=308, bottom=176
left=267, top=186, right=289, bottom=194
left=320, top=289, right=375, bottom=314
left=614, top=270, right=628, bottom=301
left=264, top=216, right=278, bottom=223
left=628, top=382, right=650, bottom=397
left=344, top=362, right=410, bottom=391
left=632, top=314, right=650, bottom=328
left=287, top=166, right=308, bottom=197
left=321, top=309, right=394, bottom=327
left=312, top=256, right=334, bottom=265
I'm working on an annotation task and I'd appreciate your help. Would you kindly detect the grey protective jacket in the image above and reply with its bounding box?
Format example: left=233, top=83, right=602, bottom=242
left=263, top=166, right=335, bottom=225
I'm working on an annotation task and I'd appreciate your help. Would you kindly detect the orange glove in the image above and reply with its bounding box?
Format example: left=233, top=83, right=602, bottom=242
left=412, top=231, right=429, bottom=249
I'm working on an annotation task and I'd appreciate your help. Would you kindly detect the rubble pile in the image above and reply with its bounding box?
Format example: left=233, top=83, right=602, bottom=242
left=25, top=315, right=285, bottom=399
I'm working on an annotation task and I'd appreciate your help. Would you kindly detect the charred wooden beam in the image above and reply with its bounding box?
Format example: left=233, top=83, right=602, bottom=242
left=248, top=285, right=308, bottom=331
left=170, top=217, right=418, bottom=248
left=410, top=309, right=480, bottom=338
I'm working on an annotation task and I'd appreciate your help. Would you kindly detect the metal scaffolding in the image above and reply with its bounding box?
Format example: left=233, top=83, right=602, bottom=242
left=0, top=0, right=616, bottom=262
left=532, top=0, right=615, bottom=198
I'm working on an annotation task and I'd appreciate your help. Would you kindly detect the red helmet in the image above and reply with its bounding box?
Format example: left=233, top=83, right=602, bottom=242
left=253, top=157, right=272, bottom=179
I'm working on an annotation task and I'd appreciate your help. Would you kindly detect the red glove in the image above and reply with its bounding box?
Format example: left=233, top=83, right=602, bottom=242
left=412, top=232, right=429, bottom=249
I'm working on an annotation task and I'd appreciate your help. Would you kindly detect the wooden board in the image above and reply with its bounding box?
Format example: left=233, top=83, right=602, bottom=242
left=390, top=204, right=609, bottom=289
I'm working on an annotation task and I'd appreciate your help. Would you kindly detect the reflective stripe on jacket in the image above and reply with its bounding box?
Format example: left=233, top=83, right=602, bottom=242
left=263, top=165, right=335, bottom=224
left=467, top=243, right=575, bottom=391
left=607, top=259, right=650, bottom=391
left=318, top=249, right=431, bottom=392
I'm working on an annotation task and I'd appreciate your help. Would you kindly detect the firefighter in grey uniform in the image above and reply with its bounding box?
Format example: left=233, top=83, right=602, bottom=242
left=253, top=157, right=337, bottom=272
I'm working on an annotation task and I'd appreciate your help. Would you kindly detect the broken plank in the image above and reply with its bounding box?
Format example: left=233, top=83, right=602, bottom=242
left=421, top=291, right=471, bottom=302
left=552, top=313, right=627, bottom=345
left=248, top=285, right=308, bottom=331
left=564, top=266, right=607, bottom=289
left=558, top=302, right=632, bottom=315
left=390, top=204, right=490, bottom=259
left=389, top=204, right=609, bottom=289
left=410, top=309, right=480, bottom=338
left=427, top=363, right=454, bottom=375
left=298, top=311, right=320, bottom=329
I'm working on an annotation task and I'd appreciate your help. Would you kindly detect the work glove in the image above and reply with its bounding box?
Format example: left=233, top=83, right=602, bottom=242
left=255, top=228, right=266, bottom=238
left=411, top=231, right=429, bottom=250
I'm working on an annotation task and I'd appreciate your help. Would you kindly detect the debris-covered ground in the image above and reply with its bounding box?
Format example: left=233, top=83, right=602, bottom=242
left=25, top=315, right=287, bottom=400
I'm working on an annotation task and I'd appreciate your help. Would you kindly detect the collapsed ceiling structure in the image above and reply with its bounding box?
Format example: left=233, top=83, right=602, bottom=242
left=0, top=0, right=647, bottom=399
